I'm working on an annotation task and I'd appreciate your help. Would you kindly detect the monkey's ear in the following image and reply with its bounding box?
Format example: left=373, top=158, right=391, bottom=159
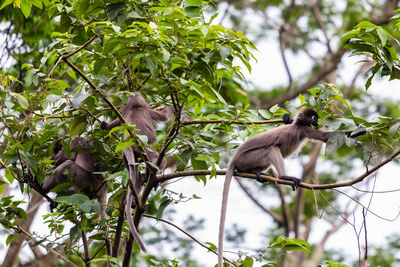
left=282, top=113, right=293, bottom=124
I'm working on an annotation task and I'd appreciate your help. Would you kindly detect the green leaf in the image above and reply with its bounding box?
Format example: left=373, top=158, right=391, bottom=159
left=67, top=69, right=76, bottom=80
left=56, top=194, right=90, bottom=205
left=107, top=171, right=125, bottom=181
left=0, top=0, right=14, bottom=10
left=185, top=0, right=201, bottom=6
left=137, top=134, right=149, bottom=145
left=94, top=58, right=105, bottom=74
left=106, top=2, right=125, bottom=20
left=70, top=224, right=80, bottom=242
left=20, top=0, right=31, bottom=18
left=390, top=122, right=400, bottom=135
left=31, top=0, right=42, bottom=9
left=6, top=234, right=14, bottom=245
left=191, top=156, right=207, bottom=183
left=5, top=169, right=14, bottom=183
left=325, top=131, right=345, bottom=154
left=219, top=46, right=231, bottom=61
left=115, top=139, right=136, bottom=153
left=72, top=91, right=89, bottom=107
left=242, top=256, right=254, bottom=267
left=269, top=104, right=279, bottom=113
left=299, top=93, right=305, bottom=104
left=355, top=21, right=377, bottom=30
left=376, top=27, right=387, bottom=46
left=259, top=110, right=271, bottom=119
left=205, top=242, right=217, bottom=251
left=69, top=117, right=87, bottom=139
left=10, top=92, right=29, bottom=110
left=157, top=196, right=173, bottom=219
left=365, top=64, right=380, bottom=89
left=269, top=236, right=311, bottom=253
left=145, top=56, right=157, bottom=76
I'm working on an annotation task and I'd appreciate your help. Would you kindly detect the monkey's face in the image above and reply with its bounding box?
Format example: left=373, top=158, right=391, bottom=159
left=297, top=108, right=320, bottom=127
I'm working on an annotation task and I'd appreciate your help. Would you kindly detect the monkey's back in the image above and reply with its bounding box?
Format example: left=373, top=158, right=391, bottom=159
left=230, top=124, right=306, bottom=172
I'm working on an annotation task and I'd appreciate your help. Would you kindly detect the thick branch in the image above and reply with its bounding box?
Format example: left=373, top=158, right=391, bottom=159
left=181, top=119, right=283, bottom=126
left=157, top=148, right=400, bottom=190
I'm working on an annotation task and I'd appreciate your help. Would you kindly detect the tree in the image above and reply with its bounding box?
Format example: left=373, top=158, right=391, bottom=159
left=1, top=0, right=400, bottom=266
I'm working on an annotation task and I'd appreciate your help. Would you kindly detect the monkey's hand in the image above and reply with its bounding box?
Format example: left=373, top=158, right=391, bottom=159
left=282, top=113, right=293, bottom=125
left=342, top=127, right=367, bottom=138
left=279, top=176, right=301, bottom=191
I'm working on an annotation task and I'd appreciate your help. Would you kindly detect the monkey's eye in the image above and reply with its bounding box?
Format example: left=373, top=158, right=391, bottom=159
left=310, top=116, right=319, bottom=127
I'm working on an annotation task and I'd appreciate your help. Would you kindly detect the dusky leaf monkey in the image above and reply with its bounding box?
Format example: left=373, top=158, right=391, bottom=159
left=106, top=92, right=173, bottom=253
left=42, top=137, right=111, bottom=255
left=43, top=137, right=107, bottom=203
left=217, top=108, right=333, bottom=267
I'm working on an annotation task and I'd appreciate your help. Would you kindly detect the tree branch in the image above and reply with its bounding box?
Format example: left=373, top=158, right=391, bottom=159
left=157, top=148, right=400, bottom=190
left=143, top=214, right=235, bottom=266
left=235, top=178, right=283, bottom=224
left=4, top=224, right=77, bottom=267
left=181, top=119, right=284, bottom=126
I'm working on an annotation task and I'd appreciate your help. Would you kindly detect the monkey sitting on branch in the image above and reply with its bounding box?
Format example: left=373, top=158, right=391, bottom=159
left=43, top=137, right=107, bottom=203
left=42, top=137, right=111, bottom=255
left=106, top=91, right=173, bottom=253
left=217, top=108, right=365, bottom=267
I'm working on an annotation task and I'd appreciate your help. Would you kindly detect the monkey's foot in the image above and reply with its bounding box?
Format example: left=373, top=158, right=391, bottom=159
left=255, top=172, right=266, bottom=183
left=279, top=176, right=301, bottom=191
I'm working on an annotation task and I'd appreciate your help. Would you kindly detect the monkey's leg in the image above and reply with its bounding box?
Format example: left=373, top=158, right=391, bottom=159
left=268, top=146, right=301, bottom=191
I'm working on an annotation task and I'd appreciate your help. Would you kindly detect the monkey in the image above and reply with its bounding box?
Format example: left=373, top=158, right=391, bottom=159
left=42, top=137, right=111, bottom=255
left=217, top=108, right=333, bottom=267
left=106, top=92, right=173, bottom=253
left=107, top=92, right=173, bottom=145
left=43, top=138, right=106, bottom=201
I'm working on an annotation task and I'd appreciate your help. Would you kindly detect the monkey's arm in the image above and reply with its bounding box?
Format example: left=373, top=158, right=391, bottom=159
left=43, top=160, right=90, bottom=192
left=149, top=107, right=173, bottom=122
left=52, top=150, right=69, bottom=166
left=304, top=127, right=331, bottom=142
left=106, top=118, right=122, bottom=131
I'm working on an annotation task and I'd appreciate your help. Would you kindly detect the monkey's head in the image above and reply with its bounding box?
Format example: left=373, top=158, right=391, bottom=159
left=295, top=108, right=319, bottom=127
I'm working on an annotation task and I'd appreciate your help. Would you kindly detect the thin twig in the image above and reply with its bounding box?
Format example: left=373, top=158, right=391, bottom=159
left=235, top=178, right=283, bottom=224
left=7, top=225, right=77, bottom=267
left=143, top=214, right=235, bottom=266
left=49, top=35, right=96, bottom=77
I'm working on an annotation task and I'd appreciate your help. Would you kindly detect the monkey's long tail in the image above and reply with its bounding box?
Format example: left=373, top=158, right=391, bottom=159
left=218, top=164, right=235, bottom=267
left=125, top=187, right=148, bottom=253
left=123, top=147, right=148, bottom=253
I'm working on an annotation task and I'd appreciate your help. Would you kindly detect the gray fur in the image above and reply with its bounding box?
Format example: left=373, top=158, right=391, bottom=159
left=107, top=92, right=173, bottom=254
left=43, top=137, right=110, bottom=256
left=217, top=108, right=330, bottom=266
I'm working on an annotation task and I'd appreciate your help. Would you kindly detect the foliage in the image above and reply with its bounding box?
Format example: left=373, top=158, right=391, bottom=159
left=344, top=19, right=400, bottom=89
left=2, top=0, right=400, bottom=266
left=269, top=236, right=311, bottom=254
